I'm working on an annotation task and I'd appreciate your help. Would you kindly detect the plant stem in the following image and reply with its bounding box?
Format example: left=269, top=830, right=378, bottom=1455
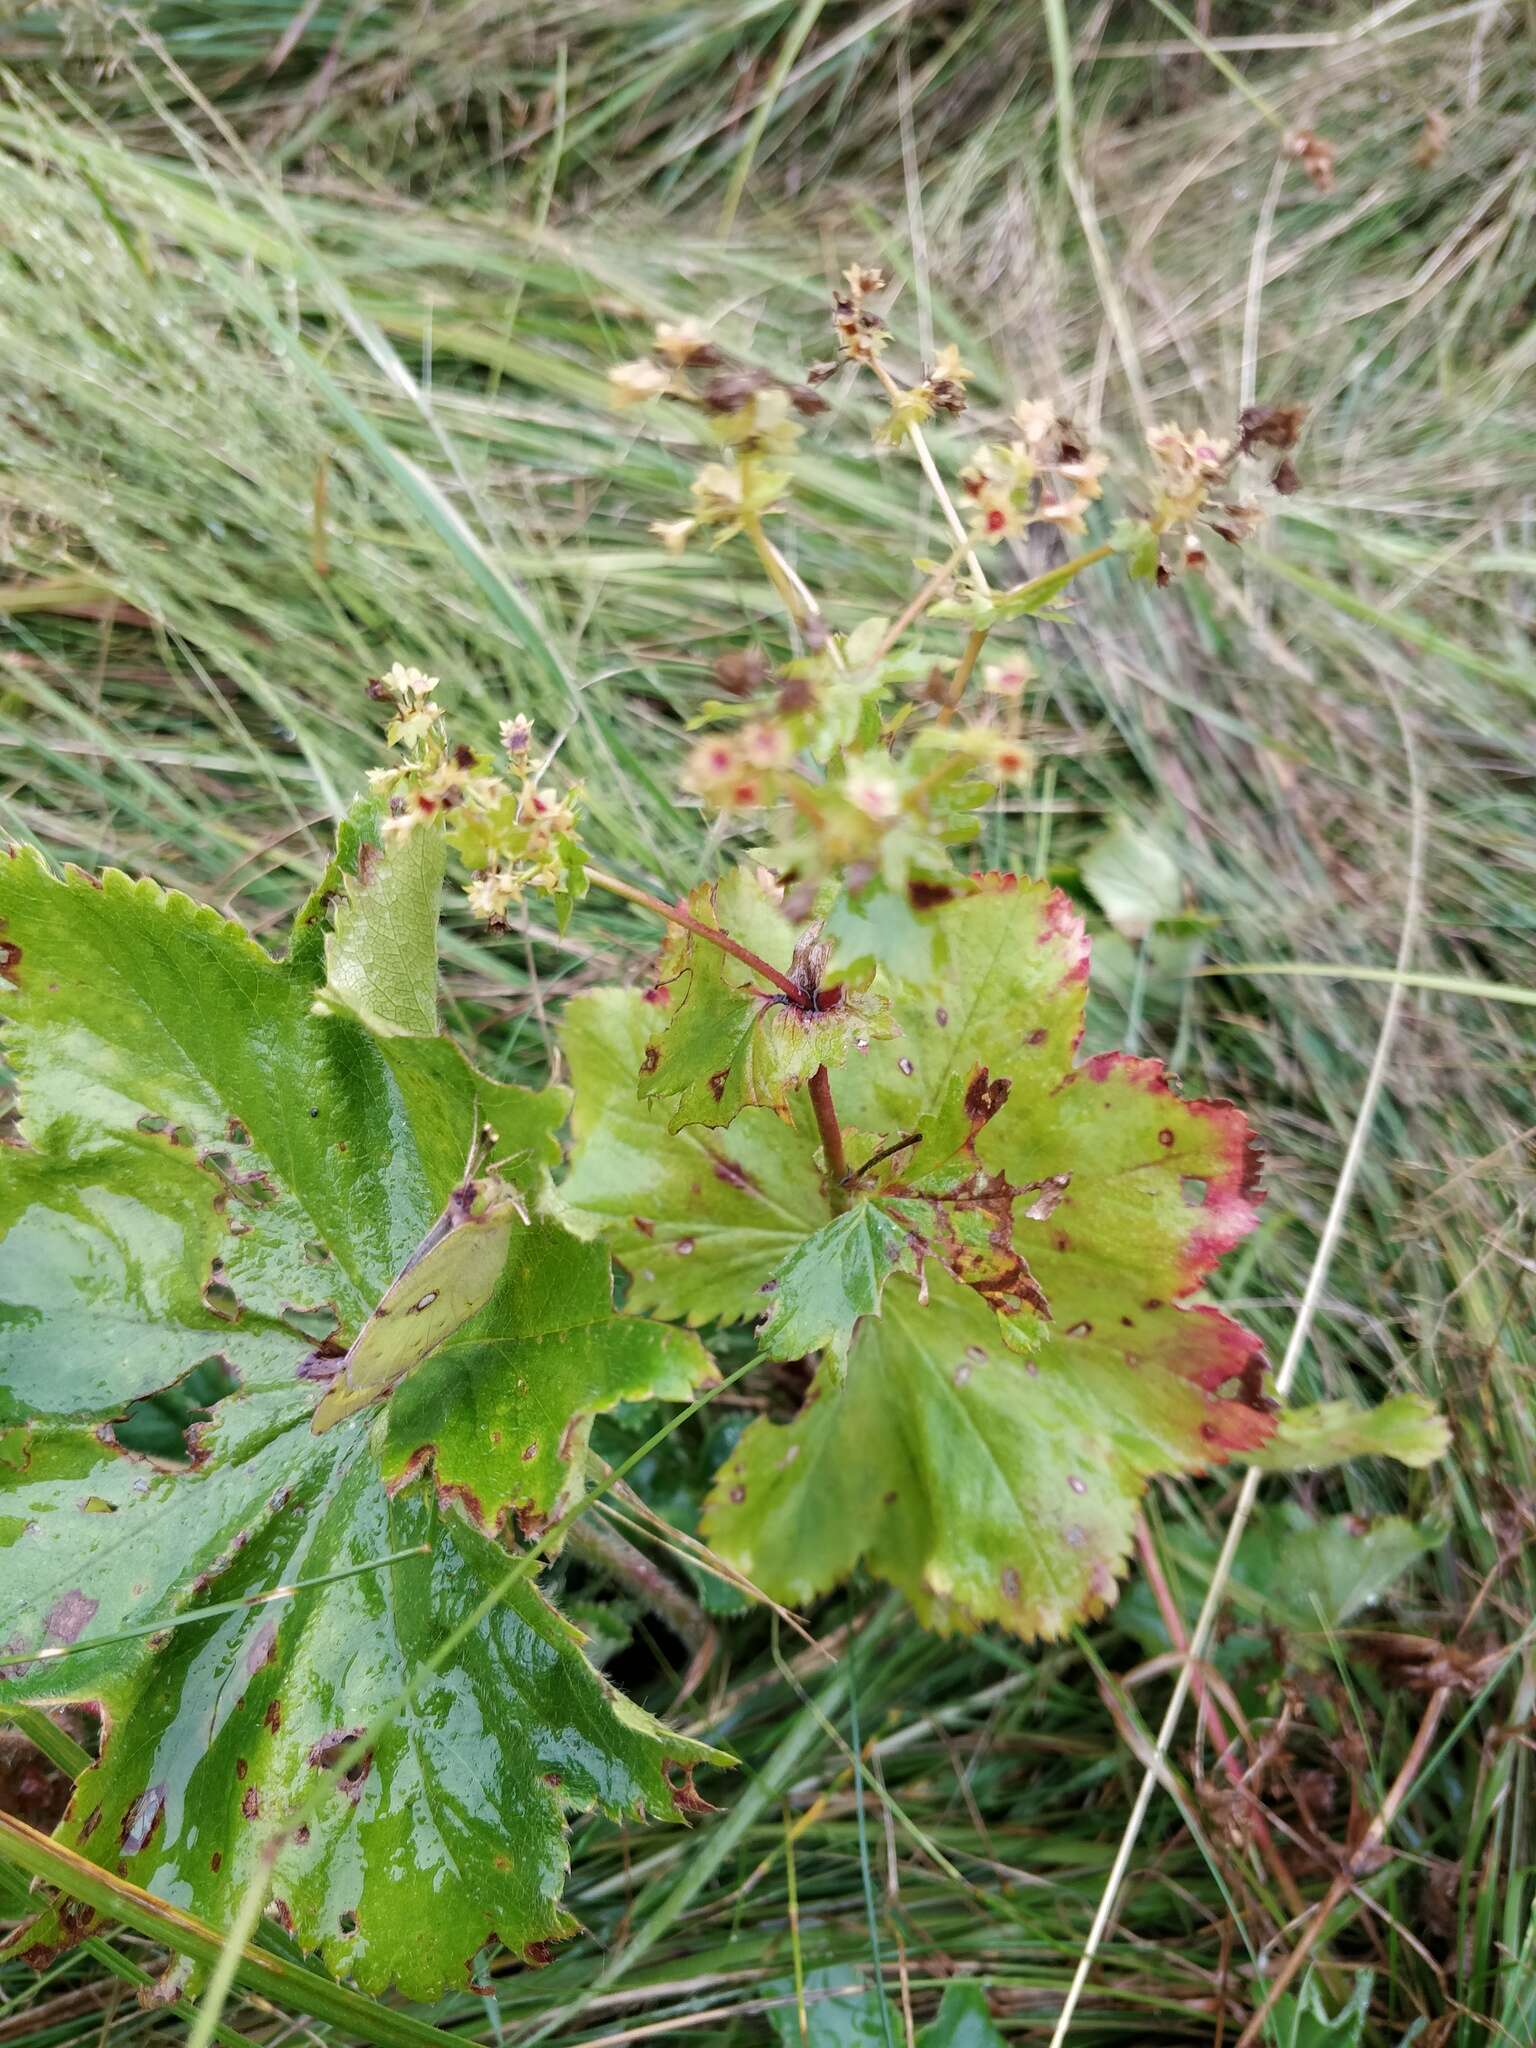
left=807, top=1064, right=849, bottom=1208
left=867, top=358, right=989, bottom=590
left=741, top=509, right=812, bottom=627
left=585, top=864, right=805, bottom=1005
left=939, top=622, right=990, bottom=721
left=871, top=541, right=966, bottom=664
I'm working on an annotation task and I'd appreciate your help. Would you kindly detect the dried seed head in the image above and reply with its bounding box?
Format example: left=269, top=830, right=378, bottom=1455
left=1284, top=128, right=1336, bottom=193
left=1414, top=109, right=1450, bottom=170
left=1236, top=404, right=1306, bottom=455
left=713, top=648, right=771, bottom=697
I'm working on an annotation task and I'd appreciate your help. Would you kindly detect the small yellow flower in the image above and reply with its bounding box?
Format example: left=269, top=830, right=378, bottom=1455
left=690, top=462, right=746, bottom=523
left=652, top=318, right=716, bottom=366
left=1012, top=399, right=1058, bottom=450
left=739, top=721, right=792, bottom=770
left=845, top=766, right=902, bottom=821
left=1036, top=491, right=1091, bottom=538
left=1058, top=450, right=1109, bottom=500
left=682, top=735, right=743, bottom=803
left=983, top=736, right=1033, bottom=785
left=466, top=869, right=522, bottom=922
left=608, top=358, right=672, bottom=406
left=983, top=657, right=1036, bottom=699
left=382, top=662, right=439, bottom=703
left=650, top=517, right=696, bottom=554
left=386, top=698, right=444, bottom=750
left=966, top=482, right=1025, bottom=545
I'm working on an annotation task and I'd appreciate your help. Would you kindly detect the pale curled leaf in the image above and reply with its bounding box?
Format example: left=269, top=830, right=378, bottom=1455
left=1080, top=817, right=1182, bottom=940
left=319, top=797, right=446, bottom=1037
left=310, top=1174, right=530, bottom=1433
left=1254, top=1393, right=1450, bottom=1472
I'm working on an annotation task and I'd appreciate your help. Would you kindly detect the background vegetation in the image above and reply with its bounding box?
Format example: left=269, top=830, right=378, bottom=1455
left=1, top=1, right=1533, bottom=2041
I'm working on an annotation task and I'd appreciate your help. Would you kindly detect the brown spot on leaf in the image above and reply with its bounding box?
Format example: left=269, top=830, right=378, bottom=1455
left=263, top=1698, right=282, bottom=1733
left=79, top=1806, right=102, bottom=1843
left=235, top=1759, right=248, bottom=1781
left=729, top=1485, right=745, bottom=1504
left=664, top=1763, right=717, bottom=1816
left=907, top=880, right=955, bottom=910
left=210, top=1850, right=222, bottom=1872
left=963, top=1066, right=1011, bottom=1127
left=523, top=1941, right=556, bottom=1968
left=245, top=1620, right=278, bottom=1674
left=521, top=1442, right=538, bottom=1462
left=1026, top=1027, right=1048, bottom=1046
left=1000, top=1567, right=1021, bottom=1601
left=1023, top=1174, right=1070, bottom=1222
left=707, top=1068, right=729, bottom=1102
left=709, top=1154, right=759, bottom=1193
left=0, top=940, right=21, bottom=982
left=44, top=1590, right=98, bottom=1645
left=632, top=1216, right=656, bottom=1237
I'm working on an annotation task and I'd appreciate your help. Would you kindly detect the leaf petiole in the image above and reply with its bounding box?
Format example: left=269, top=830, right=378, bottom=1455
left=585, top=863, right=807, bottom=1006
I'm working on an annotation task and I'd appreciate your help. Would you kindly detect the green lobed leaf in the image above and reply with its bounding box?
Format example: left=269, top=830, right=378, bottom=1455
left=0, top=1405, right=724, bottom=2001
left=636, top=870, right=891, bottom=1134
left=560, top=987, right=825, bottom=1326
left=565, top=874, right=1277, bottom=1638
left=1252, top=1393, right=1450, bottom=1472
left=378, top=1221, right=713, bottom=1536
left=0, top=836, right=722, bottom=1993
left=1116, top=1504, right=1440, bottom=1674
left=755, top=1201, right=910, bottom=1370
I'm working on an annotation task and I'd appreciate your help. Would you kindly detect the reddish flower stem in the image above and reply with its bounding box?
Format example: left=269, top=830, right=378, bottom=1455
left=585, top=865, right=805, bottom=1006
left=807, top=1064, right=850, bottom=1211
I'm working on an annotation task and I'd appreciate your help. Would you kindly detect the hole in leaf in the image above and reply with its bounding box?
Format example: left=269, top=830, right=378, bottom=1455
left=1181, top=1176, right=1209, bottom=1207
left=339, top=1910, right=358, bottom=1937
left=202, top=1277, right=242, bottom=1322
left=113, top=1357, right=238, bottom=1461
left=281, top=1303, right=339, bottom=1343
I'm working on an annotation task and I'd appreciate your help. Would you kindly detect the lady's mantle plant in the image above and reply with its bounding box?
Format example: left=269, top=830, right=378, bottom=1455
left=0, top=272, right=1444, bottom=2001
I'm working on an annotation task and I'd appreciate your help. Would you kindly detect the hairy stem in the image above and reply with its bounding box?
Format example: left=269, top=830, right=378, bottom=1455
left=585, top=864, right=805, bottom=1005
left=807, top=1064, right=849, bottom=1210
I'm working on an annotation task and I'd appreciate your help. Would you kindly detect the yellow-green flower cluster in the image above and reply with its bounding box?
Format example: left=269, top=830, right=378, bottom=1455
left=960, top=402, right=1109, bottom=544
left=366, top=669, right=585, bottom=927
